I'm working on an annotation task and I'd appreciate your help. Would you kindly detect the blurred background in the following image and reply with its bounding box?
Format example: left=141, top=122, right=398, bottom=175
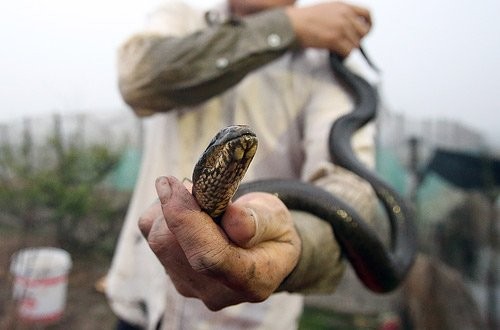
left=1, top=0, right=498, bottom=329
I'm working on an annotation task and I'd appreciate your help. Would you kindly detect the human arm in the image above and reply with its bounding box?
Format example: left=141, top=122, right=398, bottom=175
left=118, top=7, right=296, bottom=114
left=118, top=2, right=371, bottom=115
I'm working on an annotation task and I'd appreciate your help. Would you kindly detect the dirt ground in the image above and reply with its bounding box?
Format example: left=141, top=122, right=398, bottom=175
left=0, top=232, right=117, bottom=330
left=0, top=231, right=397, bottom=330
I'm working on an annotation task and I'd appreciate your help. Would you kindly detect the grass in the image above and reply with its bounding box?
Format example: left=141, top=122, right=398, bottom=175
left=299, top=306, right=383, bottom=330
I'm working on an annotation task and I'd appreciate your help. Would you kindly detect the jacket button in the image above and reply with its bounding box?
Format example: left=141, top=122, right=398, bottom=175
left=267, top=34, right=281, bottom=48
left=216, top=57, right=229, bottom=69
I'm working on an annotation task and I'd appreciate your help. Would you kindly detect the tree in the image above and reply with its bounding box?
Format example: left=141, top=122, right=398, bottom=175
left=0, top=114, right=131, bottom=255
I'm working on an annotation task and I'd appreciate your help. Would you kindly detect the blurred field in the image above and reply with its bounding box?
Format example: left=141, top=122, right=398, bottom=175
left=1, top=112, right=497, bottom=329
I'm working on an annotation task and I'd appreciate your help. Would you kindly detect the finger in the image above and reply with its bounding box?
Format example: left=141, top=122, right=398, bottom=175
left=182, top=177, right=193, bottom=193
left=351, top=5, right=372, bottom=27
left=352, top=15, right=371, bottom=39
left=146, top=215, right=172, bottom=259
left=138, top=199, right=162, bottom=238
left=220, top=202, right=257, bottom=247
left=156, top=176, right=200, bottom=212
left=223, top=193, right=300, bottom=297
left=155, top=176, right=233, bottom=273
left=223, top=193, right=291, bottom=248
left=334, top=39, right=355, bottom=58
left=343, top=24, right=361, bottom=49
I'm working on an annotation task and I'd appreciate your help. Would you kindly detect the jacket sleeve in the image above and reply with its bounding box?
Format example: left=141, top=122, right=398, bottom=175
left=117, top=6, right=297, bottom=116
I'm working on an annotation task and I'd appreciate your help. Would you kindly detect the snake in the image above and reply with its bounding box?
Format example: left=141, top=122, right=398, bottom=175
left=192, top=51, right=417, bottom=293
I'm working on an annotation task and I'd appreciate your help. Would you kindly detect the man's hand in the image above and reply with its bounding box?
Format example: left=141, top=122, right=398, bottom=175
left=138, top=176, right=301, bottom=311
left=286, top=1, right=372, bottom=57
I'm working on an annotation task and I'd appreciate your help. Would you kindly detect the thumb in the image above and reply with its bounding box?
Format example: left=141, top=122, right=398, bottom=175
left=221, top=192, right=291, bottom=248
left=155, top=176, right=226, bottom=253
left=156, top=176, right=249, bottom=278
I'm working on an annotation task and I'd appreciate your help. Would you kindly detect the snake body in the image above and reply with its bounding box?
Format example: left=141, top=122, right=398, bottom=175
left=192, top=52, right=416, bottom=293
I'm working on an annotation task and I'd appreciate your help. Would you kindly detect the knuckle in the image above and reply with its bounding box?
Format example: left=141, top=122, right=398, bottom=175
left=173, top=282, right=196, bottom=298
left=203, top=299, right=226, bottom=312
left=146, top=228, right=172, bottom=257
left=189, top=245, right=229, bottom=274
left=148, top=239, right=166, bottom=256
left=138, top=215, right=151, bottom=236
left=326, top=30, right=342, bottom=45
left=276, top=203, right=291, bottom=224
left=244, top=285, right=272, bottom=303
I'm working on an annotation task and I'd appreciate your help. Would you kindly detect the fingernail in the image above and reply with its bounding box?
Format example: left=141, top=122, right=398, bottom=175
left=182, top=177, right=193, bottom=192
left=245, top=207, right=258, bottom=237
left=155, top=176, right=172, bottom=203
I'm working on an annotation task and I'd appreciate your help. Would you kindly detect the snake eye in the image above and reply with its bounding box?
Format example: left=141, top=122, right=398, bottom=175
left=245, top=142, right=257, bottom=159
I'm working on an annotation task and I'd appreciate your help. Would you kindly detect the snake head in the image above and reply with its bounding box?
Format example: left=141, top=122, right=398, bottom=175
left=192, top=125, right=258, bottom=219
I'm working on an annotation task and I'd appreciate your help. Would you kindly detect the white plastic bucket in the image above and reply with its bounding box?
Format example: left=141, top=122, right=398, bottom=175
left=10, top=247, right=72, bottom=324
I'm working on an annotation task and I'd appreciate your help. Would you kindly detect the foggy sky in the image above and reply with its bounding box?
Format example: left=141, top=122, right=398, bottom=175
left=1, top=0, right=499, bottom=148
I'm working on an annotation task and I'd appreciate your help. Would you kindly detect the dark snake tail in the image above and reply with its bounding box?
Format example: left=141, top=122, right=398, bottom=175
left=238, top=53, right=416, bottom=293
left=326, top=52, right=417, bottom=292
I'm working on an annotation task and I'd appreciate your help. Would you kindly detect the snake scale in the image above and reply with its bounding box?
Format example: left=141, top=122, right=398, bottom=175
left=192, top=51, right=417, bottom=293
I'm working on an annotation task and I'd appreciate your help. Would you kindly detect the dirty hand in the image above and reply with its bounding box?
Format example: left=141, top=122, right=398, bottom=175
left=138, top=176, right=301, bottom=311
left=286, top=1, right=372, bottom=57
